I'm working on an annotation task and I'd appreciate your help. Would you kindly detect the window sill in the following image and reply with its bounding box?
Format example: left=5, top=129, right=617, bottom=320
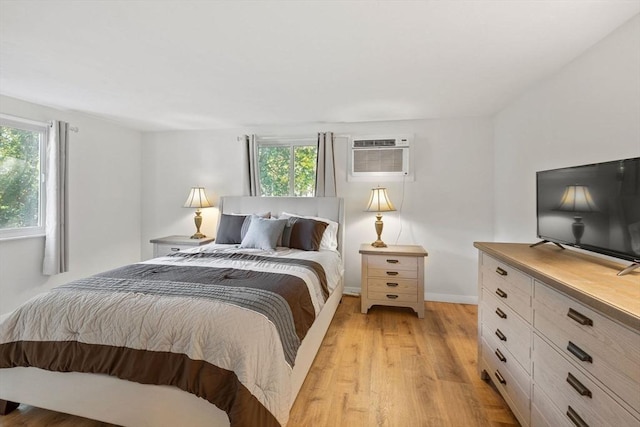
left=0, top=233, right=45, bottom=242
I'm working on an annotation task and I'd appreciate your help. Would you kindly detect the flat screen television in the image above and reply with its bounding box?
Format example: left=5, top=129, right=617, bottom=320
left=535, top=157, right=640, bottom=274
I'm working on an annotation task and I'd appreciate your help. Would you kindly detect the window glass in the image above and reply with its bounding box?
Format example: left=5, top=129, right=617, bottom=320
left=293, top=145, right=316, bottom=197
left=258, top=141, right=317, bottom=197
left=0, top=118, right=47, bottom=238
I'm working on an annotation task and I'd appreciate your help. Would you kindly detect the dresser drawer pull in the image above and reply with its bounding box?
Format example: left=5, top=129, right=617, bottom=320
left=386, top=282, right=399, bottom=287
left=386, top=271, right=399, bottom=276
left=567, top=308, right=593, bottom=326
left=494, top=348, right=506, bottom=363
left=566, top=373, right=592, bottom=398
left=494, top=370, right=506, bottom=385
left=386, top=259, right=399, bottom=264
left=495, top=308, right=507, bottom=319
left=495, top=329, right=507, bottom=341
left=567, top=341, right=592, bottom=363
left=170, top=247, right=181, bottom=252
left=495, top=267, right=508, bottom=276
left=495, top=288, right=507, bottom=298
left=386, top=294, right=399, bottom=299
left=567, top=406, right=589, bottom=427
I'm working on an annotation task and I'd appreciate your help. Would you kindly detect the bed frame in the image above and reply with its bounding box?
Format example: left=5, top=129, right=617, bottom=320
left=0, top=196, right=345, bottom=426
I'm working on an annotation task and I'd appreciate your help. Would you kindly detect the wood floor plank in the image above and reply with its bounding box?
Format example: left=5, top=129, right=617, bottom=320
left=1, top=297, right=519, bottom=427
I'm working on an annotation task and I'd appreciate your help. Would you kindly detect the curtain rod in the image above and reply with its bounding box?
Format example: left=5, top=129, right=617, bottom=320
left=48, top=121, right=79, bottom=133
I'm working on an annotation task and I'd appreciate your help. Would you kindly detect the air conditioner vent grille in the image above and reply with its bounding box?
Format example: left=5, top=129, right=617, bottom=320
left=353, top=149, right=404, bottom=173
left=353, top=139, right=397, bottom=148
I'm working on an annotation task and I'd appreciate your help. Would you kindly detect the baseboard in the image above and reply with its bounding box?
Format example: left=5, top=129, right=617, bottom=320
left=342, top=287, right=478, bottom=305
left=343, top=286, right=361, bottom=297
left=426, top=293, right=478, bottom=305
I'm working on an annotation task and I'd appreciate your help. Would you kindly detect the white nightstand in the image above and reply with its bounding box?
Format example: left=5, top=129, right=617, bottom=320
left=360, top=244, right=428, bottom=318
left=150, top=235, right=215, bottom=258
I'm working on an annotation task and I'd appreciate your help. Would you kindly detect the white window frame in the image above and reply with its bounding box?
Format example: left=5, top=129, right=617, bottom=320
left=0, top=114, right=49, bottom=240
left=256, top=137, right=317, bottom=197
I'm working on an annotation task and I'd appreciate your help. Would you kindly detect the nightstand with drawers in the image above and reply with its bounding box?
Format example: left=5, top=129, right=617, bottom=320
left=360, top=244, right=428, bottom=318
left=150, top=235, right=215, bottom=258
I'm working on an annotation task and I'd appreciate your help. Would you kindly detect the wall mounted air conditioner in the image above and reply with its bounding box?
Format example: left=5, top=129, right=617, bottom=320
left=348, top=135, right=413, bottom=181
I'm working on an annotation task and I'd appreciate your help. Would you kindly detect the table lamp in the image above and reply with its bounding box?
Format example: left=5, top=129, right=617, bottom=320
left=183, top=187, right=213, bottom=239
left=365, top=186, right=396, bottom=248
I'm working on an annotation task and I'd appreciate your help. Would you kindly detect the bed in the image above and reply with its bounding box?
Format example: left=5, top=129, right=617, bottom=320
left=0, top=196, right=345, bottom=427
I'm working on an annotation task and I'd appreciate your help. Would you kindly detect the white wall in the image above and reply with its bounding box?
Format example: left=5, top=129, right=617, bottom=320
left=494, top=15, right=640, bottom=243
left=141, top=118, right=495, bottom=303
left=0, top=96, right=142, bottom=313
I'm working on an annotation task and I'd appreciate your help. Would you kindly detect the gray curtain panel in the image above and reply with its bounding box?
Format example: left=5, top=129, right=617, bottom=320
left=315, top=132, right=336, bottom=197
left=241, top=134, right=259, bottom=196
left=43, top=120, right=69, bottom=275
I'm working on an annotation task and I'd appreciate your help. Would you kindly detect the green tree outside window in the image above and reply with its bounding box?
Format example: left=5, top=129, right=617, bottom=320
left=0, top=125, right=42, bottom=230
left=258, top=143, right=317, bottom=197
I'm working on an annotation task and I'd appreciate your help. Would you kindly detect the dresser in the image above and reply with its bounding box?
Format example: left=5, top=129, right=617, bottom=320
left=360, top=244, right=428, bottom=318
left=475, top=242, right=640, bottom=427
left=150, top=235, right=215, bottom=258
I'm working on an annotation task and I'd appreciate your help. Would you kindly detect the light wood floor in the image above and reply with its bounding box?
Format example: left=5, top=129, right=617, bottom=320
left=1, top=297, right=518, bottom=426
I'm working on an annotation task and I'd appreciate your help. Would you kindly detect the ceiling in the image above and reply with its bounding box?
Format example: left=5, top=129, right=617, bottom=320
left=1, top=1, right=638, bottom=132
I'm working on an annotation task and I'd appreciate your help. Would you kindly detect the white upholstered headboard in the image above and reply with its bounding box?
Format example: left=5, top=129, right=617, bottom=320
left=218, top=196, right=345, bottom=255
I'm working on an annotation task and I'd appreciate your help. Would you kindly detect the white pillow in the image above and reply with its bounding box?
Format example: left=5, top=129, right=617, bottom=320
left=279, top=212, right=339, bottom=251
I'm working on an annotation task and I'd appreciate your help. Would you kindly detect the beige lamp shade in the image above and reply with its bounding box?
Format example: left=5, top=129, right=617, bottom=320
left=365, top=187, right=395, bottom=247
left=365, top=187, right=396, bottom=213
left=183, top=187, right=213, bottom=209
left=183, top=187, right=212, bottom=239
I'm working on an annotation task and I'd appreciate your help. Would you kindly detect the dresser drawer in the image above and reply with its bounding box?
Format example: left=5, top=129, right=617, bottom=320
left=481, top=254, right=532, bottom=321
left=367, top=268, right=417, bottom=280
left=482, top=289, right=531, bottom=372
left=153, top=243, right=191, bottom=257
left=482, top=325, right=531, bottom=398
left=532, top=334, right=638, bottom=426
left=534, top=282, right=640, bottom=411
left=367, top=291, right=417, bottom=303
left=481, top=337, right=530, bottom=426
left=367, top=255, right=417, bottom=271
left=367, top=278, right=417, bottom=295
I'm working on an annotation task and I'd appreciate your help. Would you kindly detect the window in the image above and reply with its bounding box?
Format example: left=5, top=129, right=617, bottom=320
left=0, top=116, right=48, bottom=239
left=257, top=140, right=317, bottom=197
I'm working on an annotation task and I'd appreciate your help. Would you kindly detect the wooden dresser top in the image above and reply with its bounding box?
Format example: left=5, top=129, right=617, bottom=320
left=474, top=242, right=640, bottom=331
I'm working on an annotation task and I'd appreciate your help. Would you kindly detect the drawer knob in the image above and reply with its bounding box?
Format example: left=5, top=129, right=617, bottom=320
left=495, top=288, right=507, bottom=298
left=495, top=267, right=508, bottom=276
left=567, top=308, right=593, bottom=326
left=566, top=372, right=592, bottom=398
left=386, top=271, right=399, bottom=276
left=386, top=259, right=399, bottom=264
left=567, top=341, right=593, bottom=363
left=171, top=247, right=180, bottom=251
left=386, top=294, right=399, bottom=299
left=494, top=370, right=506, bottom=385
left=567, top=406, right=589, bottom=427
left=495, top=308, right=507, bottom=319
left=386, top=282, right=399, bottom=287
left=495, top=329, right=507, bottom=342
left=494, top=348, right=506, bottom=363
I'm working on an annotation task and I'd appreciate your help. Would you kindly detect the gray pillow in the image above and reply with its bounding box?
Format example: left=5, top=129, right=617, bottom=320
left=239, top=217, right=288, bottom=250
left=216, top=213, right=271, bottom=244
left=216, top=214, right=249, bottom=244
left=281, top=217, right=328, bottom=251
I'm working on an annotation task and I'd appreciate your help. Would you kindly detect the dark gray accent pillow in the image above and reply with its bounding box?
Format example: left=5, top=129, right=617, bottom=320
left=216, top=214, right=249, bottom=244
left=282, top=217, right=328, bottom=251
